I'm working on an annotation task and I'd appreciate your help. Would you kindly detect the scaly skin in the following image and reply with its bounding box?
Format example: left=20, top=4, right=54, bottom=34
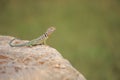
left=9, top=27, right=56, bottom=47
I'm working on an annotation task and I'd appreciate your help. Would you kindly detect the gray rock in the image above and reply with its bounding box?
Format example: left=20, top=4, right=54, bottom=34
left=0, top=36, right=86, bottom=80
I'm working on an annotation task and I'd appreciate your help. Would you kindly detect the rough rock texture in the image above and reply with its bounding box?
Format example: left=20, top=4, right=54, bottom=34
left=0, top=36, right=86, bottom=80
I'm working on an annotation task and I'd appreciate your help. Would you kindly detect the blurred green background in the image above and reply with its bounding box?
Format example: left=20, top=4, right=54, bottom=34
left=0, top=0, right=120, bottom=80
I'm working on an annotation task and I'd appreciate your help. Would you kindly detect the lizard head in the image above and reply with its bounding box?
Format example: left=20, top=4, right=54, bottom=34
left=46, top=27, right=56, bottom=36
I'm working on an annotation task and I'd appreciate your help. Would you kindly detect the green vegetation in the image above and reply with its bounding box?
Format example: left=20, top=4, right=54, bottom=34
left=0, top=0, right=120, bottom=80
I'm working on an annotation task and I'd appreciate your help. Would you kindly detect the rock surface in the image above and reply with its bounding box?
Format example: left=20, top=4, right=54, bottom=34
left=0, top=36, right=86, bottom=80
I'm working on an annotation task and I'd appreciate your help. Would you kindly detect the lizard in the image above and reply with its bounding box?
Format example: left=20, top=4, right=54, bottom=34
left=9, top=27, right=56, bottom=47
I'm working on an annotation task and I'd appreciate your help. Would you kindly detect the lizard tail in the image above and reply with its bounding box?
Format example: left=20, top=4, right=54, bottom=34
left=9, top=38, right=17, bottom=47
left=9, top=38, right=29, bottom=47
left=9, top=38, right=26, bottom=47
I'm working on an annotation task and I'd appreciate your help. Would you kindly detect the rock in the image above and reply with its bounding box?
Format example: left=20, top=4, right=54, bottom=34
left=0, top=36, right=86, bottom=80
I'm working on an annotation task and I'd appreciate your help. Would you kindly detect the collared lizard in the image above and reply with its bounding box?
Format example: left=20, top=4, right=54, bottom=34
left=9, top=27, right=56, bottom=47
